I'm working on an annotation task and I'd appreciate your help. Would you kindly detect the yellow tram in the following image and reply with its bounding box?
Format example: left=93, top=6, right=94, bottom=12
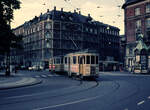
left=49, top=50, right=99, bottom=78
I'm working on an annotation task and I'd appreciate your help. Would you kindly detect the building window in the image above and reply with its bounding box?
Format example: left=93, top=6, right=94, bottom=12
left=45, top=22, right=51, bottom=29
left=146, top=18, right=150, bottom=28
left=135, top=20, right=141, bottom=28
left=90, top=28, right=93, bottom=33
left=146, top=4, right=150, bottom=13
left=45, top=32, right=51, bottom=38
left=135, top=8, right=140, bottom=16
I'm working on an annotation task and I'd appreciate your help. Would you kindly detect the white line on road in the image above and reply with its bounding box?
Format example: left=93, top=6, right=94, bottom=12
left=33, top=96, right=99, bottom=110
left=41, top=75, right=47, bottom=78
left=35, top=75, right=40, bottom=78
left=148, top=96, right=150, bottom=99
left=48, top=74, right=52, bottom=77
left=6, top=91, right=49, bottom=99
left=137, top=100, right=145, bottom=106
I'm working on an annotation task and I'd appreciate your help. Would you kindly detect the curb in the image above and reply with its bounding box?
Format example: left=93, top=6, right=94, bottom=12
left=0, top=78, right=43, bottom=90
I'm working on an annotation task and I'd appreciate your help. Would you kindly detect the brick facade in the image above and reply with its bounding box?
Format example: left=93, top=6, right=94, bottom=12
left=123, top=0, right=150, bottom=72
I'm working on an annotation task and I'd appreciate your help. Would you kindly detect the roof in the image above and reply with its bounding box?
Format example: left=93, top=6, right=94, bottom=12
left=122, top=0, right=145, bottom=9
left=14, top=8, right=119, bottom=31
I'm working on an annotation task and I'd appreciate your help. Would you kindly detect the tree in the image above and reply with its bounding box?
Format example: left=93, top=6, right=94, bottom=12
left=0, top=0, right=21, bottom=76
left=0, top=0, right=21, bottom=24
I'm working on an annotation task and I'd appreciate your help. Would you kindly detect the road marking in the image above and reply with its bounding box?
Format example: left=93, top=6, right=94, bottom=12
left=148, top=96, right=150, bottom=99
left=33, top=96, right=99, bottom=110
left=53, top=74, right=60, bottom=77
left=48, top=74, right=52, bottom=77
left=35, top=75, right=40, bottom=78
left=6, top=91, right=49, bottom=99
left=137, top=100, right=145, bottom=106
left=41, top=75, right=47, bottom=78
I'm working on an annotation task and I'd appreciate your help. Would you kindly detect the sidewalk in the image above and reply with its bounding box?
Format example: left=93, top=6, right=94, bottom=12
left=99, top=71, right=132, bottom=76
left=0, top=72, right=42, bottom=90
left=100, top=71, right=130, bottom=74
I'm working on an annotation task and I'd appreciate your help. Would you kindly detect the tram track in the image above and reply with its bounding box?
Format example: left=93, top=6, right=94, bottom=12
left=0, top=78, right=100, bottom=106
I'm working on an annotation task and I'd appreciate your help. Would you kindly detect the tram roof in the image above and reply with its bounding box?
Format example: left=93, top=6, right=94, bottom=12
left=65, top=49, right=99, bottom=56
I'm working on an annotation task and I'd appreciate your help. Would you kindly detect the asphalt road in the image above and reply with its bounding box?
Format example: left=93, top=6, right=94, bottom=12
left=0, top=71, right=150, bottom=110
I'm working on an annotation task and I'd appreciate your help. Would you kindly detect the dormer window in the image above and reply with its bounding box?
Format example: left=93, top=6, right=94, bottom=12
left=45, top=23, right=51, bottom=29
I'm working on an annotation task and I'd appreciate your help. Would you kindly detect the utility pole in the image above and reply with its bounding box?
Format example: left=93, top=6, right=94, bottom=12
left=5, top=21, right=11, bottom=76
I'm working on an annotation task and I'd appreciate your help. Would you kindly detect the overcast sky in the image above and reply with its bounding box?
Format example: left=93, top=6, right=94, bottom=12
left=12, top=0, right=125, bottom=34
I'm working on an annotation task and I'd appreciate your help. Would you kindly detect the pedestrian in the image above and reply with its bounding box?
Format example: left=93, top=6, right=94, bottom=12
left=80, top=74, right=83, bottom=84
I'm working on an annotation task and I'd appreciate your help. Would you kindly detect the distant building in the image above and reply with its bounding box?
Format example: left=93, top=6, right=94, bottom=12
left=13, top=7, right=120, bottom=70
left=120, top=35, right=126, bottom=69
left=122, top=0, right=150, bottom=73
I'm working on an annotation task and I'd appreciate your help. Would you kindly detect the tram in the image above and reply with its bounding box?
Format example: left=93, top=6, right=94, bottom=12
left=49, top=50, right=99, bottom=78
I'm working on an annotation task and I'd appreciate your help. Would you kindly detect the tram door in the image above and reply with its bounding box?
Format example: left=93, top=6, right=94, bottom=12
left=68, top=57, right=71, bottom=76
left=79, top=56, right=84, bottom=76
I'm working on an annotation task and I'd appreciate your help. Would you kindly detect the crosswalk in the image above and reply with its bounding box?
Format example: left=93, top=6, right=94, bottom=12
left=34, top=74, right=60, bottom=78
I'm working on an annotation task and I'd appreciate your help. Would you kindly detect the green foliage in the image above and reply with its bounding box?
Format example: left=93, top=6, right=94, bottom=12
left=0, top=0, right=21, bottom=23
left=0, top=0, right=21, bottom=53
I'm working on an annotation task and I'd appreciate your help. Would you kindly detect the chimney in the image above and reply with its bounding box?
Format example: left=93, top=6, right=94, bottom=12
left=54, top=6, right=56, bottom=11
left=47, top=9, right=49, bottom=12
left=61, top=8, right=63, bottom=12
left=79, top=11, right=81, bottom=15
left=74, top=10, right=76, bottom=13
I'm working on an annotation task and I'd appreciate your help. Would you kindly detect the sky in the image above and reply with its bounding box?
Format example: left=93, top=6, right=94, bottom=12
left=11, top=0, right=125, bottom=34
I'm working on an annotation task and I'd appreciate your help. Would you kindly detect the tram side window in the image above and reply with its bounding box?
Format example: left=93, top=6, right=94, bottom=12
left=79, top=57, right=82, bottom=64
left=83, top=56, right=85, bottom=64
left=56, top=58, right=60, bottom=64
left=96, top=56, right=98, bottom=64
left=61, top=57, right=63, bottom=64
left=73, top=56, right=76, bottom=64
left=91, top=56, right=95, bottom=64
left=65, top=57, right=67, bottom=64
left=86, top=56, right=90, bottom=64
left=54, top=59, right=56, bottom=64
left=78, top=56, right=80, bottom=64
